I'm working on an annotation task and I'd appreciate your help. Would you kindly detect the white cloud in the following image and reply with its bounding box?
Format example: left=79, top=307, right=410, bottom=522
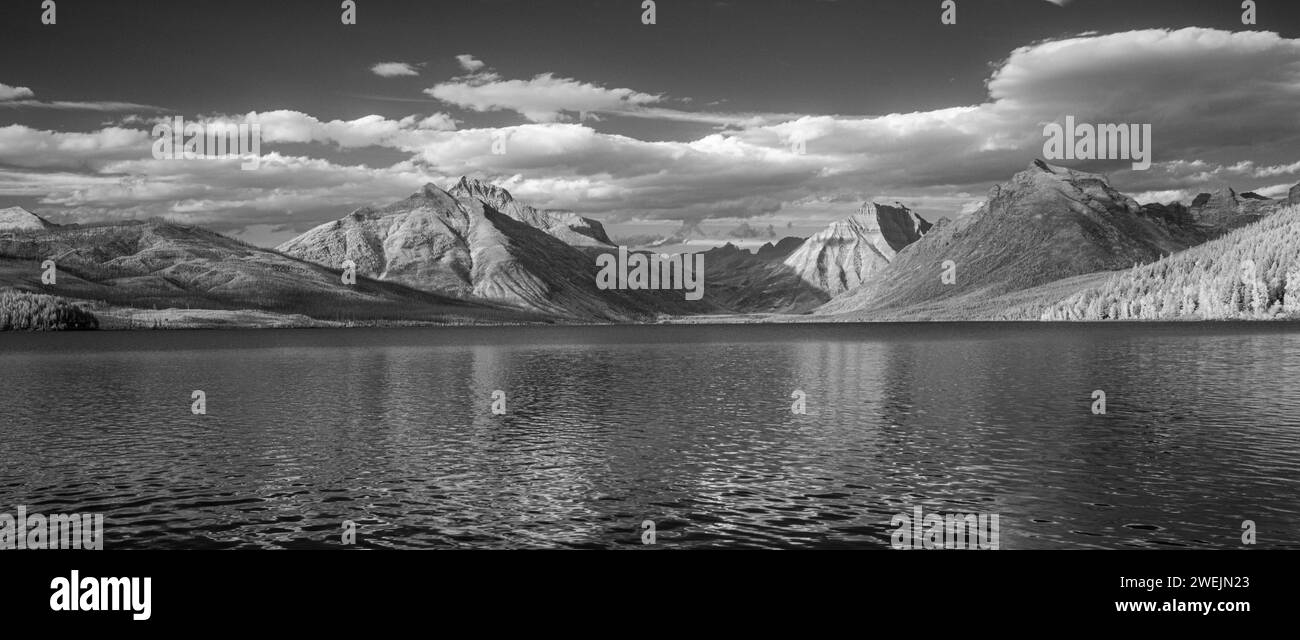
left=371, top=62, right=419, bottom=77
left=0, top=83, right=35, bottom=101
left=427, top=57, right=827, bottom=127
left=0, top=124, right=152, bottom=168
left=0, top=100, right=164, bottom=111
left=427, top=68, right=663, bottom=122
left=455, top=54, right=485, bottom=72
left=0, top=82, right=158, bottom=111
left=8, top=28, right=1300, bottom=235
left=187, top=110, right=458, bottom=149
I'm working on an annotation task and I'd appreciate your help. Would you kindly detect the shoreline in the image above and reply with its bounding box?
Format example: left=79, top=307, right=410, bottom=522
left=7, top=306, right=1297, bottom=331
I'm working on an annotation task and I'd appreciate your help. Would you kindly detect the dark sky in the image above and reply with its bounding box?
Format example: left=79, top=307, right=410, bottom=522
left=2, top=0, right=1299, bottom=246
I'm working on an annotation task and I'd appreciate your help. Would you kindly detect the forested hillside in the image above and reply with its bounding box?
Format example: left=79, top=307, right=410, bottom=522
left=1038, top=205, right=1300, bottom=320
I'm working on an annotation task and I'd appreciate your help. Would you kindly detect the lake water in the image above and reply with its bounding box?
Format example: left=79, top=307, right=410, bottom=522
left=1, top=323, right=1298, bottom=549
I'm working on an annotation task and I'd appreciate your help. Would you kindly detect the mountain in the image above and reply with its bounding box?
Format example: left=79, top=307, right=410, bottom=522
left=782, top=203, right=932, bottom=296
left=0, top=207, right=56, bottom=232
left=1290, top=184, right=1300, bottom=206
left=1037, top=202, right=1300, bottom=320
left=1188, top=187, right=1279, bottom=231
left=0, top=220, right=540, bottom=326
left=278, top=180, right=712, bottom=320
left=700, top=242, right=828, bottom=313
left=448, top=176, right=614, bottom=249
left=817, top=160, right=1210, bottom=318
left=755, top=236, right=804, bottom=261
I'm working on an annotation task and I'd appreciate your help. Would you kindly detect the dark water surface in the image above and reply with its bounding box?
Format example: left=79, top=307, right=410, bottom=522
left=2, top=323, right=1298, bottom=549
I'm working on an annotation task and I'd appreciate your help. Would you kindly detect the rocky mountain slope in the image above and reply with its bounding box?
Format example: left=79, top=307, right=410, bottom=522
left=1188, top=187, right=1280, bottom=231
left=700, top=239, right=827, bottom=313
left=817, top=161, right=1212, bottom=318
left=782, top=202, right=932, bottom=296
left=447, top=176, right=615, bottom=249
left=755, top=236, right=804, bottom=261
left=277, top=180, right=712, bottom=320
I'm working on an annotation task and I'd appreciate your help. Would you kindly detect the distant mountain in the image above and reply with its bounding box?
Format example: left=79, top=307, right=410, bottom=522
left=0, top=207, right=56, bottom=232
left=1188, top=187, right=1280, bottom=231
left=700, top=242, right=828, bottom=313
left=782, top=203, right=932, bottom=296
left=1038, top=202, right=1300, bottom=320
left=755, top=236, right=804, bottom=261
left=818, top=161, right=1211, bottom=318
left=278, top=180, right=712, bottom=320
left=0, top=220, right=539, bottom=326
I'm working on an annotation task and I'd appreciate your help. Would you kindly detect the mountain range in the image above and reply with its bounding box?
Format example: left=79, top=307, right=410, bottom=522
left=818, top=160, right=1217, bottom=318
left=1, top=162, right=1296, bottom=328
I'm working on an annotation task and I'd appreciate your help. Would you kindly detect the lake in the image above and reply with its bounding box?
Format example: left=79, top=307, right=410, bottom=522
left=2, top=322, right=1298, bottom=549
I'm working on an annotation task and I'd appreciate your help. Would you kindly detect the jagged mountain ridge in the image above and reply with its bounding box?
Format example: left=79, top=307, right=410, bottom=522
left=755, top=236, right=804, bottom=261
left=448, top=176, right=614, bottom=249
left=277, top=180, right=711, bottom=320
left=782, top=202, right=932, bottom=296
left=700, top=240, right=828, bottom=313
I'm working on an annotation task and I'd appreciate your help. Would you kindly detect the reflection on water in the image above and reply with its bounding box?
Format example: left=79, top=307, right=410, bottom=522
left=1, top=323, right=1298, bottom=549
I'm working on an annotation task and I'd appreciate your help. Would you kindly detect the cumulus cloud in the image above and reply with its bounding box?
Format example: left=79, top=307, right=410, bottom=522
left=455, top=54, right=486, bottom=72
left=184, top=110, right=458, bottom=148
left=11, top=153, right=449, bottom=235
left=420, top=29, right=1300, bottom=219
left=371, top=62, right=420, bottom=77
left=0, top=124, right=153, bottom=169
left=425, top=29, right=1300, bottom=200
left=427, top=70, right=663, bottom=123
left=0, top=83, right=35, bottom=101
left=727, top=27, right=1300, bottom=195
left=7, top=28, right=1300, bottom=235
